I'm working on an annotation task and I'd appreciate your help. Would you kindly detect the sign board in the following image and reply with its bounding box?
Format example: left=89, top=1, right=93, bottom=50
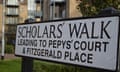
left=15, top=16, right=119, bottom=71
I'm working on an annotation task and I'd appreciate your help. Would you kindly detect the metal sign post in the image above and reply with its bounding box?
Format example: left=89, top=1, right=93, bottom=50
left=21, top=19, right=35, bottom=72
left=22, top=57, right=33, bottom=72
left=1, top=0, right=6, bottom=60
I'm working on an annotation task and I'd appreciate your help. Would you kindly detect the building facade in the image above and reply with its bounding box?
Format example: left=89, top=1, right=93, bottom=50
left=0, top=0, right=3, bottom=42
left=5, top=0, right=19, bottom=44
left=19, top=0, right=27, bottom=23
left=0, top=0, right=82, bottom=53
left=28, top=0, right=82, bottom=21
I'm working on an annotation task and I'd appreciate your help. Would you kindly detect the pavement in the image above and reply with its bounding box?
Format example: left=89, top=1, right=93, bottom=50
left=0, top=54, right=19, bottom=60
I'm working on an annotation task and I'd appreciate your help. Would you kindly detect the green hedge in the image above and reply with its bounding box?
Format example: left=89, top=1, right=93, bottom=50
left=33, top=61, right=96, bottom=72
left=5, top=44, right=14, bottom=54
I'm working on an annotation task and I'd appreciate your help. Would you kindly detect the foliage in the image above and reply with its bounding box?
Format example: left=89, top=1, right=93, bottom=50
left=33, top=60, right=97, bottom=72
left=5, top=44, right=14, bottom=54
left=77, top=0, right=120, bottom=16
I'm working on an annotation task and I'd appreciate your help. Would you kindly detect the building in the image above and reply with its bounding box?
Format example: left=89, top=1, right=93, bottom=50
left=19, top=0, right=27, bottom=23
left=28, top=0, right=82, bottom=21
left=68, top=0, right=82, bottom=18
left=0, top=0, right=27, bottom=45
left=5, top=0, right=19, bottom=44
left=0, top=0, right=3, bottom=43
left=0, top=0, right=82, bottom=54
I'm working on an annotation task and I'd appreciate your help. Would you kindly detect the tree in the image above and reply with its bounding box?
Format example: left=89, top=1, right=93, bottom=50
left=77, top=0, right=120, bottom=16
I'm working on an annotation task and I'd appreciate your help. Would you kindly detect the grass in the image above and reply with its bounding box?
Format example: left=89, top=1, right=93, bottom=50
left=0, top=59, right=21, bottom=72
left=0, top=59, right=97, bottom=72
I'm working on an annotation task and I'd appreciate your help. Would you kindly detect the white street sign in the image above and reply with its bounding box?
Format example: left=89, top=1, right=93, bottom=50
left=15, top=16, right=119, bottom=71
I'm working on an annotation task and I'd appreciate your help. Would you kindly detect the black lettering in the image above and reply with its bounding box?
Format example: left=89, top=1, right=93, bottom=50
left=50, top=25, right=56, bottom=38
left=48, top=50, right=52, bottom=57
left=42, top=40, right=47, bottom=47
left=18, top=27, right=23, bottom=38
left=80, top=53, right=86, bottom=63
left=62, top=40, right=66, bottom=49
left=87, top=54, right=93, bottom=64
left=64, top=51, right=69, bottom=60
left=37, top=49, right=40, bottom=56
left=101, top=21, right=111, bottom=39
left=22, top=47, right=26, bottom=54
left=79, top=23, right=89, bottom=38
left=39, top=40, right=42, bottom=47
left=44, top=49, right=49, bottom=56
left=25, top=26, right=31, bottom=38
left=22, top=26, right=27, bottom=38
left=37, top=26, right=41, bottom=38
left=34, top=49, right=37, bottom=55
left=103, top=42, right=109, bottom=52
left=41, top=49, right=45, bottom=56
left=69, top=23, right=82, bottom=38
left=57, top=40, right=61, bottom=48
left=48, top=40, right=52, bottom=47
left=95, top=42, right=101, bottom=52
left=70, top=52, right=74, bottom=61
left=91, top=22, right=99, bottom=39
left=74, top=41, right=79, bottom=50
left=57, top=51, right=62, bottom=59
left=80, top=41, right=87, bottom=51
left=88, top=41, right=94, bottom=51
left=57, top=24, right=63, bottom=38
left=53, top=40, right=57, bottom=48
left=52, top=50, right=56, bottom=58
left=31, top=48, right=34, bottom=54
left=27, top=48, right=30, bottom=54
left=31, top=26, right=37, bottom=38
left=66, top=40, right=71, bottom=49
left=74, top=52, right=79, bottom=62
left=42, top=26, right=48, bottom=38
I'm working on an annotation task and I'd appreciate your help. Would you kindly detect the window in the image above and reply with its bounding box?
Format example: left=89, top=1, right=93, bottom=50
left=28, top=0, right=36, bottom=10
left=6, top=17, right=18, bottom=24
left=7, top=0, right=19, bottom=5
left=50, top=5, right=65, bottom=19
left=6, top=25, right=16, bottom=33
left=28, top=0, right=36, bottom=18
left=6, top=8, right=19, bottom=15
left=34, top=10, right=43, bottom=18
left=28, top=10, right=35, bottom=18
left=20, top=0, right=24, bottom=3
left=51, top=0, right=65, bottom=3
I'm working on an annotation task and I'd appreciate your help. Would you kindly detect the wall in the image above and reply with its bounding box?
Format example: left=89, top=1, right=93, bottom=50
left=19, top=4, right=28, bottom=23
left=68, top=0, right=82, bottom=18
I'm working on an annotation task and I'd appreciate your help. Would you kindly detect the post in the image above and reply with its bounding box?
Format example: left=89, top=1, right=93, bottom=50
left=1, top=0, right=6, bottom=60
left=97, top=7, right=120, bottom=72
left=21, top=18, right=35, bottom=72
left=22, top=57, right=33, bottom=72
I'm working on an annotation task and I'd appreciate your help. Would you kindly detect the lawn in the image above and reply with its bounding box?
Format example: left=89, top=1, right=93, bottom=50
left=0, top=59, right=97, bottom=72
left=0, top=59, right=21, bottom=72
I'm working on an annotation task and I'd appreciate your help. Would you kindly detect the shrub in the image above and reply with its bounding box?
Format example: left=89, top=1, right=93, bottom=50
left=5, top=44, right=14, bottom=54
left=33, top=61, right=97, bottom=72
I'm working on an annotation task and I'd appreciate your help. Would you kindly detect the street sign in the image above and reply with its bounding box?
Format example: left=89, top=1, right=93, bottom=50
left=15, top=16, right=119, bottom=71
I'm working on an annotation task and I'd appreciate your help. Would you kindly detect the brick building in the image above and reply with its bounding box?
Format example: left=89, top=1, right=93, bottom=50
left=0, top=0, right=82, bottom=52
